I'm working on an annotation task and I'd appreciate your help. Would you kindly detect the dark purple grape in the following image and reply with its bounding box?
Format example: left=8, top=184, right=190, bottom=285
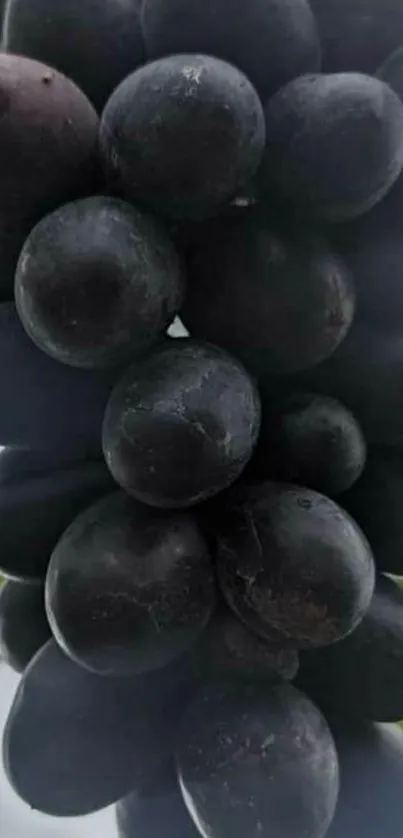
left=102, top=339, right=261, bottom=508
left=46, top=491, right=216, bottom=676
left=116, top=761, right=199, bottom=838
left=141, top=0, right=320, bottom=101
left=15, top=197, right=184, bottom=369
left=251, top=392, right=366, bottom=496
left=216, top=482, right=375, bottom=648
left=0, top=303, right=112, bottom=456
left=176, top=680, right=339, bottom=838
left=3, top=0, right=144, bottom=112
left=182, top=214, right=355, bottom=375
left=193, top=606, right=299, bottom=682
left=341, top=447, right=403, bottom=575
left=100, top=54, right=265, bottom=221
left=0, top=54, right=98, bottom=298
left=310, top=0, right=403, bottom=75
left=0, top=580, right=50, bottom=672
left=298, top=575, right=403, bottom=722
left=260, top=73, right=403, bottom=222
left=326, top=720, right=403, bottom=838
left=2, top=639, right=197, bottom=816
left=0, top=461, right=114, bottom=582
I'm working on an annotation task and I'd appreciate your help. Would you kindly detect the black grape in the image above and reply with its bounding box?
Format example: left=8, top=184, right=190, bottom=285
left=0, top=461, right=114, bottom=582
left=0, top=54, right=98, bottom=298
left=3, top=0, right=144, bottom=112
left=116, top=761, right=199, bottom=838
left=263, top=318, right=403, bottom=448
left=310, top=0, right=403, bottom=75
left=341, top=447, right=403, bottom=575
left=0, top=303, right=112, bottom=456
left=182, top=214, right=355, bottom=375
left=251, top=392, right=366, bottom=496
left=298, top=575, right=403, bottom=722
left=0, top=580, right=50, bottom=673
left=141, top=0, right=320, bottom=102
left=176, top=680, right=339, bottom=838
left=2, top=639, right=198, bottom=816
left=102, top=339, right=261, bottom=508
left=331, top=173, right=403, bottom=331
left=15, top=197, right=184, bottom=369
left=100, top=54, right=265, bottom=221
left=326, top=720, right=403, bottom=838
left=46, top=491, right=216, bottom=676
left=260, top=73, right=403, bottom=222
left=193, top=605, right=299, bottom=683
left=215, top=482, right=375, bottom=648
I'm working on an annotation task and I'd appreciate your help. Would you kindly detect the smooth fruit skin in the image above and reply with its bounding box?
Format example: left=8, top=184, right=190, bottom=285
left=260, top=73, right=403, bottom=222
left=0, top=54, right=98, bottom=297
left=46, top=491, right=216, bottom=676
left=141, top=0, right=320, bottom=102
left=100, top=54, right=265, bottom=221
left=3, top=0, right=144, bottom=112
left=341, top=447, right=403, bottom=575
left=2, top=639, right=198, bottom=816
left=0, top=461, right=114, bottom=582
left=0, top=303, right=113, bottom=457
left=0, top=580, right=50, bottom=672
left=183, top=215, right=355, bottom=376
left=176, top=680, right=339, bottom=838
left=326, top=720, right=403, bottom=838
left=116, top=761, right=200, bottom=838
left=298, top=575, right=403, bottom=722
left=102, top=339, right=261, bottom=509
left=15, top=197, right=184, bottom=369
left=216, top=482, right=375, bottom=649
left=251, top=393, right=366, bottom=496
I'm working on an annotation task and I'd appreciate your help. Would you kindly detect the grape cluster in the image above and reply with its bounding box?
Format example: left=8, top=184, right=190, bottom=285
left=1, top=1, right=403, bottom=837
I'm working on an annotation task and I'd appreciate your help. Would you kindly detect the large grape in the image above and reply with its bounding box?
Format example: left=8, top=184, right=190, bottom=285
left=182, top=214, right=355, bottom=375
left=251, top=392, right=366, bottom=495
left=0, top=303, right=112, bottom=456
left=0, top=580, right=50, bottom=672
left=0, top=53, right=98, bottom=297
left=2, top=639, right=197, bottom=816
left=46, top=491, right=216, bottom=676
left=326, top=720, right=403, bottom=838
left=298, top=575, right=403, bottom=722
left=141, top=0, right=320, bottom=101
left=116, top=761, right=199, bottom=838
left=215, top=482, right=375, bottom=648
left=341, top=447, right=403, bottom=575
left=102, top=339, right=261, bottom=508
left=260, top=73, right=403, bottom=222
left=0, top=461, right=114, bottom=582
left=176, top=680, right=339, bottom=838
left=15, top=197, right=184, bottom=369
left=3, top=0, right=144, bottom=111
left=100, top=54, right=265, bottom=221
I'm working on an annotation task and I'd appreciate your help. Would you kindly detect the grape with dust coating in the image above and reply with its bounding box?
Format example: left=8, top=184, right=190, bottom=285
left=298, top=575, right=403, bottom=722
left=0, top=580, right=50, bottom=673
left=176, top=680, right=339, bottom=838
left=216, top=482, right=375, bottom=648
left=252, top=392, right=366, bottom=496
left=46, top=491, right=216, bottom=676
left=15, top=197, right=184, bottom=369
left=2, top=639, right=197, bottom=816
left=183, top=215, right=355, bottom=376
left=260, top=73, right=403, bottom=222
left=100, top=54, right=265, bottom=220
left=102, top=339, right=261, bottom=508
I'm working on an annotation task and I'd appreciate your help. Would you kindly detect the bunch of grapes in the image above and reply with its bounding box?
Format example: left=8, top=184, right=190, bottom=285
left=1, top=1, right=403, bottom=836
